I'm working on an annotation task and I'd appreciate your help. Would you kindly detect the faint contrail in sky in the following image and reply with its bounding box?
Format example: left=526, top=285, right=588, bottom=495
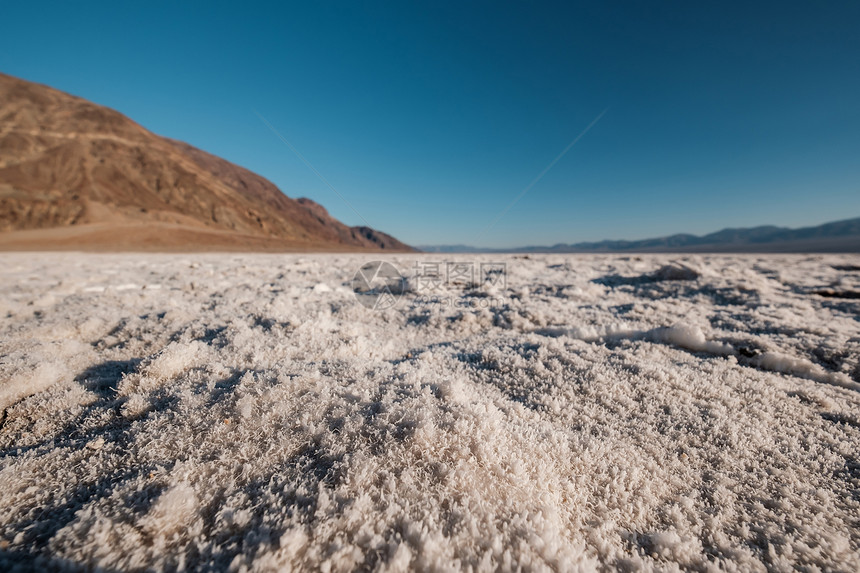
left=253, top=109, right=373, bottom=229
left=476, top=107, right=609, bottom=242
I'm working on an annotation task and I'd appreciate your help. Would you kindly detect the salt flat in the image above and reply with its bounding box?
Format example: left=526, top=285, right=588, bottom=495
left=1, top=253, right=859, bottom=571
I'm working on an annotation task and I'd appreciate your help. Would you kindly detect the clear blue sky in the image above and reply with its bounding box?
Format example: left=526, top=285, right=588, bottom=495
left=2, top=1, right=859, bottom=247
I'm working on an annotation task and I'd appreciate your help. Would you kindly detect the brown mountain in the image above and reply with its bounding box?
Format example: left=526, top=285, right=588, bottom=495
left=0, top=72, right=413, bottom=251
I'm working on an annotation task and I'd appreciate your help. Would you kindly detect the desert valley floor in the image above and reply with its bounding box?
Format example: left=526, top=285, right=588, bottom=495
left=1, top=253, right=859, bottom=571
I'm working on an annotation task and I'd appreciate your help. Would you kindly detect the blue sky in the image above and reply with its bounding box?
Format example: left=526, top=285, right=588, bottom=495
left=2, top=1, right=859, bottom=247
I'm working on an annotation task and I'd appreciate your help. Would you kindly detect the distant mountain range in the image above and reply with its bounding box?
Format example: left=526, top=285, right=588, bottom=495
left=420, top=217, right=860, bottom=253
left=3, top=73, right=855, bottom=255
left=0, top=73, right=412, bottom=251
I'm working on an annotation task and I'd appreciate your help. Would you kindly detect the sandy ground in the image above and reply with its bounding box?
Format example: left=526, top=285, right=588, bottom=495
left=0, top=252, right=859, bottom=571
left=0, top=223, right=391, bottom=253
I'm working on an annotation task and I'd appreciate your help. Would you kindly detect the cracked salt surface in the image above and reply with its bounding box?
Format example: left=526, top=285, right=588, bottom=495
left=0, top=253, right=859, bottom=571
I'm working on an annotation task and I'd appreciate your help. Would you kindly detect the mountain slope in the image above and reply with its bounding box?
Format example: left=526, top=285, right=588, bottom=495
left=556, top=218, right=860, bottom=252
left=0, top=72, right=412, bottom=251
